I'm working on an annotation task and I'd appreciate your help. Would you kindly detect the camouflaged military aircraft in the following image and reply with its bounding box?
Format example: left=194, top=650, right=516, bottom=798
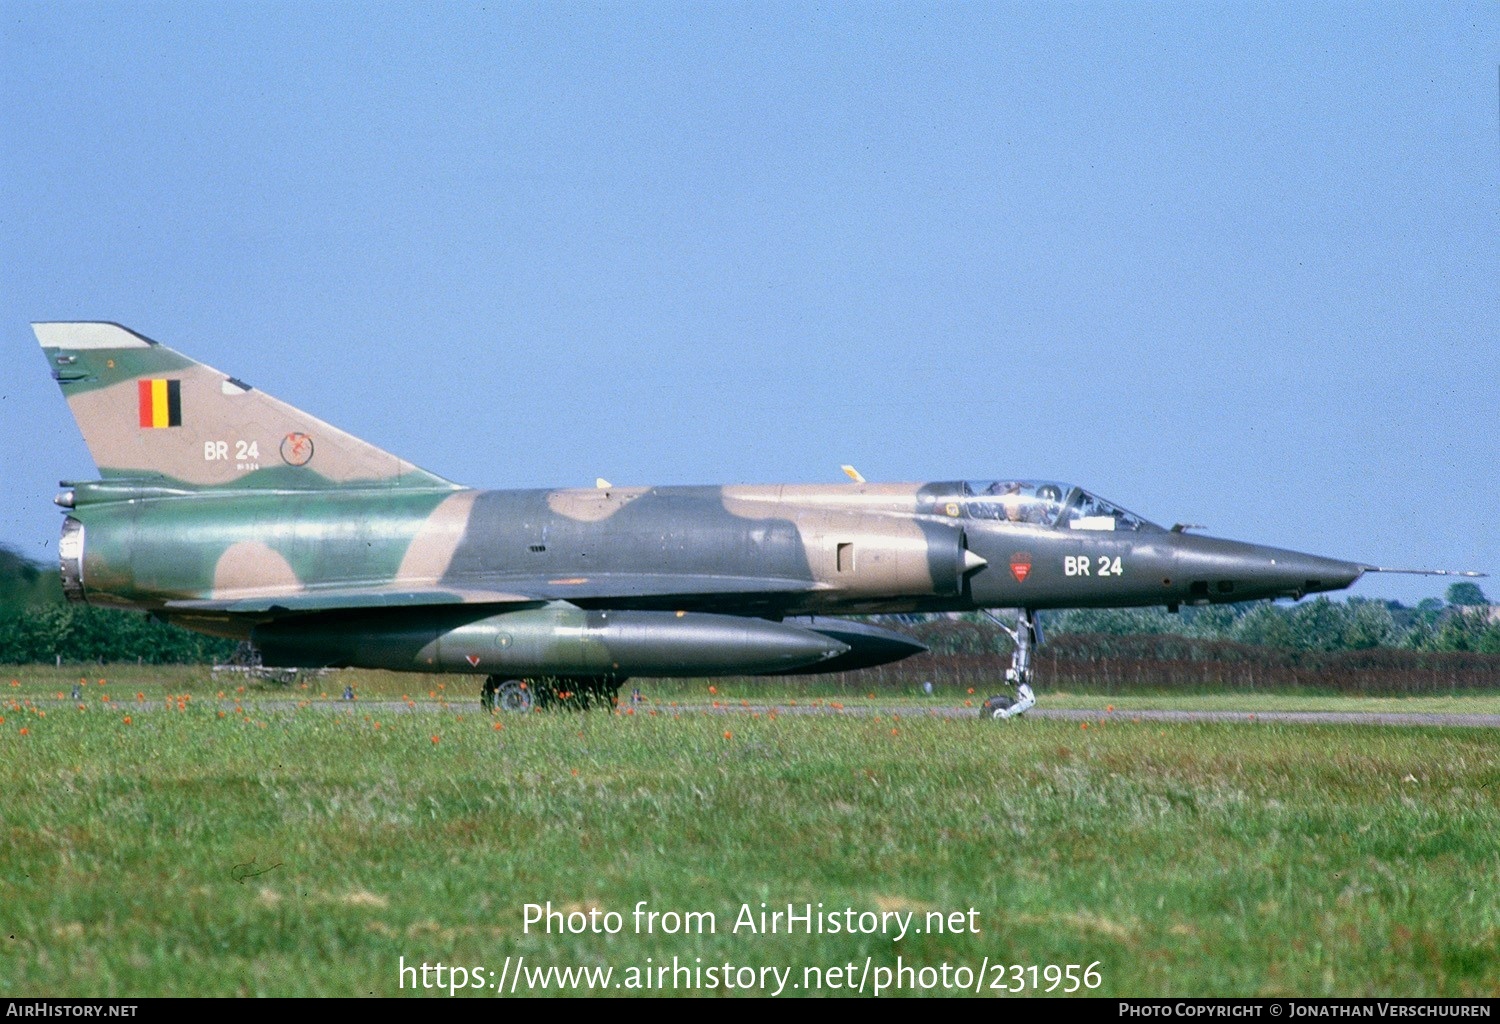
left=35, top=321, right=1482, bottom=718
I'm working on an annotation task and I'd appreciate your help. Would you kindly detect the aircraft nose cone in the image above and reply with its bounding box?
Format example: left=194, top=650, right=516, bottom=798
left=1272, top=552, right=1365, bottom=594
left=1173, top=536, right=1366, bottom=601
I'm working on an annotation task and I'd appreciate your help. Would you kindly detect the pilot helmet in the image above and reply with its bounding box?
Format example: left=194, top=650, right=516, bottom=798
left=1000, top=482, right=1024, bottom=520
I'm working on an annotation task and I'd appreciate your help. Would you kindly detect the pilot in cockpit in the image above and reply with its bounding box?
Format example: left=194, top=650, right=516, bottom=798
left=995, top=481, right=1025, bottom=523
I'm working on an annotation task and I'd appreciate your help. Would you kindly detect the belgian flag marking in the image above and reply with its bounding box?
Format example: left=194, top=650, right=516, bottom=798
left=137, top=379, right=182, bottom=429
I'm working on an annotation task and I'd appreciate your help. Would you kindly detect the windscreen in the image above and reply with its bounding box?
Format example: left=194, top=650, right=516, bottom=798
left=1059, top=489, right=1156, bottom=532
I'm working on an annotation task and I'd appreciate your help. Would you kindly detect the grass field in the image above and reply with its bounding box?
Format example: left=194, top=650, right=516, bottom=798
left=2, top=668, right=1498, bottom=997
left=13, top=664, right=1500, bottom=714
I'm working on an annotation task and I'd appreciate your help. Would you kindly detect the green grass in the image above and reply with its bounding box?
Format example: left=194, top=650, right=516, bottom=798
left=2, top=676, right=1497, bottom=997
left=1040, top=691, right=1500, bottom=715
left=8, top=665, right=1500, bottom=716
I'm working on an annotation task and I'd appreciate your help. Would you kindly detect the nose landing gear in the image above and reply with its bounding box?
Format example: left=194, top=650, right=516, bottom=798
left=980, top=608, right=1039, bottom=720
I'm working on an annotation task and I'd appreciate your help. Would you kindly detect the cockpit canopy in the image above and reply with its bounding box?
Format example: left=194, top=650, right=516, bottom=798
left=959, top=481, right=1160, bottom=532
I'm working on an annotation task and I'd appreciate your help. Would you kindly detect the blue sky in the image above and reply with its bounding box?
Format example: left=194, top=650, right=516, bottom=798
left=2, top=2, right=1496, bottom=606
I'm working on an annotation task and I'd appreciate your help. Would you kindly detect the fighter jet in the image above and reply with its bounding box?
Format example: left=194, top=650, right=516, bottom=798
left=34, top=322, right=1481, bottom=717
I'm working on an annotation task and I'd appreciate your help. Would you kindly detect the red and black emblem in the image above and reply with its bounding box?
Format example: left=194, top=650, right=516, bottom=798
left=280, top=432, right=314, bottom=466
left=1009, top=551, right=1033, bottom=583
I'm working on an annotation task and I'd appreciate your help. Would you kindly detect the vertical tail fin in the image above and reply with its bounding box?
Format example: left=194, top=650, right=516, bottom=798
left=35, top=322, right=458, bottom=491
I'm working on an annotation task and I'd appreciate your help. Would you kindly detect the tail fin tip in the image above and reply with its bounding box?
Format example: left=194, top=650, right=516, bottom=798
left=34, top=322, right=156, bottom=350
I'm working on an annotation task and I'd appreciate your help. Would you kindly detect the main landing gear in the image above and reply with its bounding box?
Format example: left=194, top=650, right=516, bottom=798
left=980, top=608, right=1039, bottom=720
left=481, top=677, right=534, bottom=713
left=481, top=675, right=622, bottom=713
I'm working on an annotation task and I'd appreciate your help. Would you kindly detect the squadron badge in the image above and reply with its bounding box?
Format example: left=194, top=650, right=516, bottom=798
left=280, top=432, right=314, bottom=466
left=1009, top=552, right=1033, bottom=583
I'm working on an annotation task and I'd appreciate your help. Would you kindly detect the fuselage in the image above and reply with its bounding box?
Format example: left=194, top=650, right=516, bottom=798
left=60, top=478, right=1367, bottom=636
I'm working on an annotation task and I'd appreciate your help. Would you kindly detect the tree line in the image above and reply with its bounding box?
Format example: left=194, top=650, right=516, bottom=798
left=1040, top=584, right=1499, bottom=654
left=0, top=545, right=237, bottom=664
